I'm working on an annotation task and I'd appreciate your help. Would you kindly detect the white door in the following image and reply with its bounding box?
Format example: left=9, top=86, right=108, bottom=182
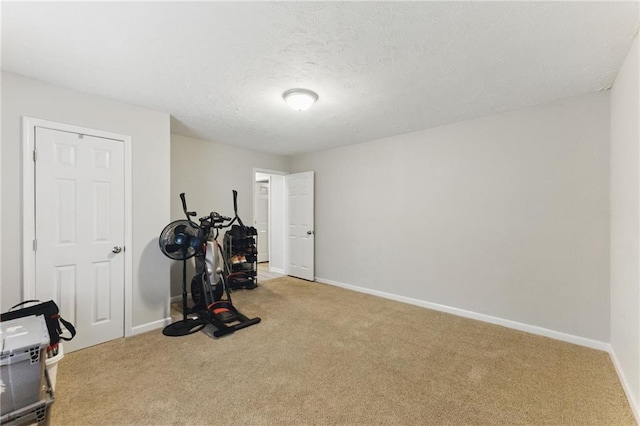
left=34, top=127, right=125, bottom=352
left=255, top=181, right=269, bottom=263
left=285, top=171, right=314, bottom=281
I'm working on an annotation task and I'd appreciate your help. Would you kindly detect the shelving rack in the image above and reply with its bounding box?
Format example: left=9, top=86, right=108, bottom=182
left=223, top=225, right=258, bottom=290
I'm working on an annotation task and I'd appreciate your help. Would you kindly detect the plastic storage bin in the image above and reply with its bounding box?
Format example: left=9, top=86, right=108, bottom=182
left=0, top=315, right=50, bottom=416
left=0, top=383, right=54, bottom=426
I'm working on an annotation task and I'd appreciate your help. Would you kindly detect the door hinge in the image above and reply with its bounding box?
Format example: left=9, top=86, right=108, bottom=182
left=33, top=239, right=37, bottom=251
left=33, top=150, right=37, bottom=162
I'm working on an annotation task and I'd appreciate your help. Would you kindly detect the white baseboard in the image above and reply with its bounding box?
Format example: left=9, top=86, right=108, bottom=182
left=130, top=317, right=172, bottom=335
left=315, top=276, right=609, bottom=352
left=269, top=267, right=285, bottom=274
left=608, top=345, right=640, bottom=424
left=170, top=294, right=185, bottom=304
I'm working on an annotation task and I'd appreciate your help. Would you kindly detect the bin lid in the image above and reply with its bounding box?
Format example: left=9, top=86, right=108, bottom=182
left=0, top=315, right=50, bottom=355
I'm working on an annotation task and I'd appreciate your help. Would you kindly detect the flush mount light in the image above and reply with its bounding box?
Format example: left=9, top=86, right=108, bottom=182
left=282, top=88, right=318, bottom=111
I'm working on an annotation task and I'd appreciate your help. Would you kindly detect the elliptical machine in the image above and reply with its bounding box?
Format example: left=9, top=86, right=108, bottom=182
left=159, top=191, right=261, bottom=337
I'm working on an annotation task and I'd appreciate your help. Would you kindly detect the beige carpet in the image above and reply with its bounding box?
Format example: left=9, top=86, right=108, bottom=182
left=51, top=276, right=635, bottom=425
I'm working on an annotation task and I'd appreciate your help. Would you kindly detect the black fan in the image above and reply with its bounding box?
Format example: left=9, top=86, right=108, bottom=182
left=159, top=220, right=202, bottom=260
left=159, top=219, right=206, bottom=336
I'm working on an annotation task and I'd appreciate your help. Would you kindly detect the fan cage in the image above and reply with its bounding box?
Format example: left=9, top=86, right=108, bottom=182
left=159, top=219, right=202, bottom=260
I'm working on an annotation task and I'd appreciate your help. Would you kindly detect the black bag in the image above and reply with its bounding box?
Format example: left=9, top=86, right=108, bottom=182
left=1, top=300, right=76, bottom=349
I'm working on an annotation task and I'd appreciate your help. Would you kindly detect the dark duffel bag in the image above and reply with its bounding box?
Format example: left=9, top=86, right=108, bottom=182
left=1, top=299, right=76, bottom=351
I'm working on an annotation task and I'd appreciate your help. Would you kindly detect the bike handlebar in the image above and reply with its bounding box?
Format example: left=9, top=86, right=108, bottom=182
left=179, top=193, right=196, bottom=217
left=179, top=191, right=240, bottom=231
left=214, top=213, right=233, bottom=222
left=232, top=189, right=244, bottom=228
left=199, top=212, right=232, bottom=225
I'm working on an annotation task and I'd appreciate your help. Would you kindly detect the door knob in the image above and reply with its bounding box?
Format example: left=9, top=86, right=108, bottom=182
left=306, top=230, right=314, bottom=235
left=112, top=246, right=122, bottom=254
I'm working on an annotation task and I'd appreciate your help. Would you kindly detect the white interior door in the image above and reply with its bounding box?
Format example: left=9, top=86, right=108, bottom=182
left=285, top=171, right=314, bottom=281
left=34, top=127, right=125, bottom=352
left=255, top=181, right=269, bottom=263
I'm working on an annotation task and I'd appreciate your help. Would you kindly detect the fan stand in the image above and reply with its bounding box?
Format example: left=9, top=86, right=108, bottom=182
left=163, top=247, right=206, bottom=337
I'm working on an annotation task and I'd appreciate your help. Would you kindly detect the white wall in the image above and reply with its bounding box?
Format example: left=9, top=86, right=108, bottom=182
left=170, top=134, right=289, bottom=296
left=610, top=34, right=640, bottom=418
left=1, top=72, right=171, bottom=330
left=292, top=92, right=610, bottom=343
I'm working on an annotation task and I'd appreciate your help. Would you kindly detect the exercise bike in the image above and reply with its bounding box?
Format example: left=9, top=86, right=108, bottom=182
left=159, top=191, right=261, bottom=337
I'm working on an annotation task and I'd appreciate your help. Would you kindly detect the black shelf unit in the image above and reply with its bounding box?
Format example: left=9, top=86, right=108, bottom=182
left=223, top=225, right=258, bottom=290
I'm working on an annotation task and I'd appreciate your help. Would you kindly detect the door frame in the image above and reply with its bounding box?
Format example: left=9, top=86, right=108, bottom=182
left=22, top=117, right=134, bottom=337
left=253, top=168, right=287, bottom=273
left=254, top=177, right=270, bottom=264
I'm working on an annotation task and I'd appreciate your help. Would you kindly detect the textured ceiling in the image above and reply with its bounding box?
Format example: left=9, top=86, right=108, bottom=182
left=2, top=2, right=638, bottom=155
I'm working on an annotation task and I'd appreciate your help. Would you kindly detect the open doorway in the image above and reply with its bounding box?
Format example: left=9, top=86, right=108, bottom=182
left=254, top=173, right=270, bottom=263
left=253, top=170, right=286, bottom=275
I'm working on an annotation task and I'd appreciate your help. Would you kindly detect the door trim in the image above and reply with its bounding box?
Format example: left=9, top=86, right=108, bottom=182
left=254, top=178, right=270, bottom=264
left=253, top=168, right=287, bottom=272
left=22, top=117, right=134, bottom=338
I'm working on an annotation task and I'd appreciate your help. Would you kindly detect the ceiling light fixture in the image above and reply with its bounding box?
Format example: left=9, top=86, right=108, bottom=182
left=282, top=88, right=318, bottom=111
